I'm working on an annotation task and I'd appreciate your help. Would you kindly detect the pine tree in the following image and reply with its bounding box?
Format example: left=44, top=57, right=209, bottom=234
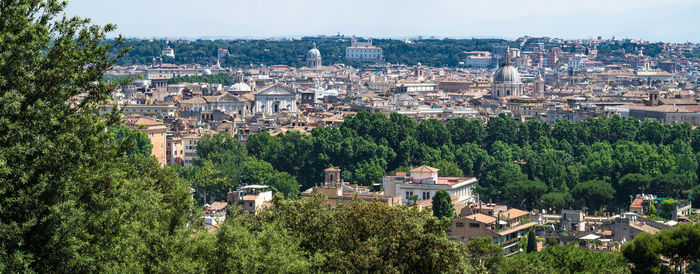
left=527, top=230, right=538, bottom=253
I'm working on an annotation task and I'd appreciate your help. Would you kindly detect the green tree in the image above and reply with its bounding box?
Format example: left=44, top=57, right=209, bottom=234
left=240, top=157, right=300, bottom=197
left=651, top=174, right=692, bottom=199
left=167, top=73, right=234, bottom=85
left=108, top=124, right=153, bottom=157
left=478, top=162, right=527, bottom=201
left=0, top=1, right=199, bottom=271
left=209, top=214, right=315, bottom=273
left=416, top=119, right=451, bottom=148
left=503, top=245, right=630, bottom=274
left=261, top=195, right=473, bottom=272
left=503, top=179, right=548, bottom=210
left=657, top=223, right=700, bottom=273
left=449, top=117, right=485, bottom=145
left=617, top=173, right=652, bottom=205
left=432, top=190, right=454, bottom=219
left=540, top=192, right=573, bottom=211
left=572, top=180, right=615, bottom=211
left=485, top=115, right=519, bottom=147
left=465, top=237, right=505, bottom=273
left=429, top=159, right=464, bottom=177
left=454, top=142, right=490, bottom=176
left=526, top=230, right=537, bottom=253
left=660, top=198, right=680, bottom=220
left=648, top=200, right=657, bottom=218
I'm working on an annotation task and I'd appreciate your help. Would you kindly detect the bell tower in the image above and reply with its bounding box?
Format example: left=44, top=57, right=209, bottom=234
left=323, top=167, right=341, bottom=187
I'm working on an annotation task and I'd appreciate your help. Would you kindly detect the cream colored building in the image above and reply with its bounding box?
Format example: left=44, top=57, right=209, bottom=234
left=301, top=167, right=401, bottom=209
left=382, top=165, right=478, bottom=205
left=124, top=117, right=168, bottom=166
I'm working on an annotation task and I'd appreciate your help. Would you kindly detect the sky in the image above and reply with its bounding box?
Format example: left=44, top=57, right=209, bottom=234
left=66, top=0, right=700, bottom=42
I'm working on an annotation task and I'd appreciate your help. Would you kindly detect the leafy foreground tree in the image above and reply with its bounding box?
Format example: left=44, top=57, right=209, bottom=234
left=251, top=195, right=474, bottom=273
left=108, top=124, right=153, bottom=157
left=0, top=1, right=199, bottom=272
left=622, top=223, right=700, bottom=273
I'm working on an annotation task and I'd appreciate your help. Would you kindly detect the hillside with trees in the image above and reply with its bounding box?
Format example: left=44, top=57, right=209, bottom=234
left=241, top=113, right=700, bottom=213
left=108, top=38, right=511, bottom=67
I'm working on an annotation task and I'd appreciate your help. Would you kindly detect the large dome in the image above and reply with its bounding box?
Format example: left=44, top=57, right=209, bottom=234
left=493, top=64, right=521, bottom=84
left=307, top=47, right=321, bottom=59
left=228, top=82, right=252, bottom=92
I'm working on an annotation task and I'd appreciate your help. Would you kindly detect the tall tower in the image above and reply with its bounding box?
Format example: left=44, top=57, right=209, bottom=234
left=306, top=42, right=322, bottom=68
left=323, top=167, right=341, bottom=187
left=534, top=72, right=545, bottom=98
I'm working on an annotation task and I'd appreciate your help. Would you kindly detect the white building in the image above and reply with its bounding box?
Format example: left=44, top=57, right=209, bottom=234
left=464, top=51, right=492, bottom=68
left=161, top=46, right=175, bottom=58
left=568, top=54, right=588, bottom=69
left=382, top=165, right=478, bottom=205
left=227, top=185, right=274, bottom=214
left=346, top=38, right=383, bottom=62
left=254, top=84, right=298, bottom=115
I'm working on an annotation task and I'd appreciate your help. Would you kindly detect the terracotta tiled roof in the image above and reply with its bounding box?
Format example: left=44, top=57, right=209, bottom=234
left=499, top=208, right=529, bottom=220
left=630, top=197, right=643, bottom=209
left=242, top=195, right=258, bottom=201
left=464, top=213, right=497, bottom=224
left=123, top=117, right=164, bottom=127
left=208, top=202, right=228, bottom=211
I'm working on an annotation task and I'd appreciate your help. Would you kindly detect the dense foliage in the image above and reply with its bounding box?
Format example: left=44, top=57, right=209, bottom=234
left=176, top=132, right=300, bottom=205
left=167, top=73, right=234, bottom=85
left=432, top=190, right=454, bottom=219
left=109, top=38, right=510, bottom=67
left=622, top=223, right=700, bottom=273
left=502, top=244, right=631, bottom=273
left=246, top=112, right=700, bottom=212
left=0, top=1, right=199, bottom=271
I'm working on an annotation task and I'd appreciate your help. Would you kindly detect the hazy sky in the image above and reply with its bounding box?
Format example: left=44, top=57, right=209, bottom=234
left=66, top=0, right=700, bottom=41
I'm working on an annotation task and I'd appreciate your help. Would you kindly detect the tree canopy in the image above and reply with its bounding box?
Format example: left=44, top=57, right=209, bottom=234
left=0, top=1, right=198, bottom=271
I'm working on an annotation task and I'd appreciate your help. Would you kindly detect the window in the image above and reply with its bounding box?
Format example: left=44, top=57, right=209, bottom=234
left=405, top=191, right=413, bottom=200
left=469, top=223, right=480, bottom=228
left=249, top=202, right=254, bottom=207
left=456, top=222, right=464, bottom=227
left=422, top=192, right=431, bottom=200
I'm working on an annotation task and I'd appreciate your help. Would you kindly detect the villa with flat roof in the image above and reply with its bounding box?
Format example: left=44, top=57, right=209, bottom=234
left=382, top=165, right=478, bottom=205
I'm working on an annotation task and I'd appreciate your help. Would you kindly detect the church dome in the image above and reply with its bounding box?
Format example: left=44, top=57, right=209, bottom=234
left=493, top=65, right=521, bottom=84
left=228, top=70, right=252, bottom=92
left=228, top=82, right=252, bottom=92
left=307, top=47, right=321, bottom=59
left=202, top=68, right=212, bottom=75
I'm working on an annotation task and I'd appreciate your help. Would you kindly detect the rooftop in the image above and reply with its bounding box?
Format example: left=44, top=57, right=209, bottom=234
left=464, top=213, right=497, bottom=224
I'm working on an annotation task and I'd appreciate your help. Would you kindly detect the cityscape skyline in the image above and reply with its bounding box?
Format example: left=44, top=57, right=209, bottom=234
left=67, top=0, right=700, bottom=42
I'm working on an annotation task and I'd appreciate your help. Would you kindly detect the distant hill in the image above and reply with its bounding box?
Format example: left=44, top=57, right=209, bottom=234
left=109, top=38, right=511, bottom=68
